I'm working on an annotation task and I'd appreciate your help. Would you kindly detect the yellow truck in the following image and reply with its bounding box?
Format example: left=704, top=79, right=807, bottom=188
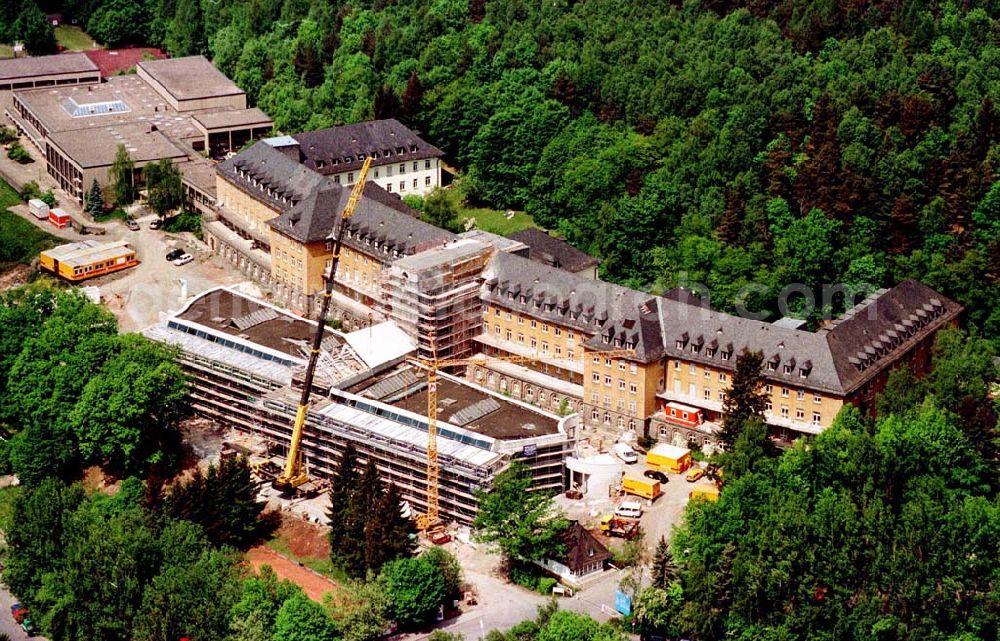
left=646, top=444, right=692, bottom=474
left=688, top=484, right=721, bottom=502
left=622, top=477, right=661, bottom=501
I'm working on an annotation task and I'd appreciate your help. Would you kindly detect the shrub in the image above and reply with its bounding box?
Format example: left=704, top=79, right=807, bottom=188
left=162, top=210, right=202, bottom=237
left=19, top=181, right=41, bottom=202
left=537, top=577, right=557, bottom=595
left=0, top=126, right=16, bottom=144
left=7, top=142, right=32, bottom=164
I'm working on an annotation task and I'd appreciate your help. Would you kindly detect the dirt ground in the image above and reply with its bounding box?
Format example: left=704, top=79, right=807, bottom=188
left=273, top=513, right=332, bottom=559
left=247, top=545, right=341, bottom=603
left=0, top=264, right=31, bottom=290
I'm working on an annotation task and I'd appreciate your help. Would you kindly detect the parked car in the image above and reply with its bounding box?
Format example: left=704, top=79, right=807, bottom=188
left=172, top=253, right=193, bottom=266
left=686, top=467, right=705, bottom=482
left=643, top=469, right=668, bottom=483
left=126, top=219, right=139, bottom=231
left=149, top=218, right=161, bottom=229
left=612, top=443, right=638, bottom=464
left=165, top=249, right=185, bottom=261
left=614, top=500, right=643, bottom=519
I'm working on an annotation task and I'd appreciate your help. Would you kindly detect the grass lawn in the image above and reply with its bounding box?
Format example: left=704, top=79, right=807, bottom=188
left=0, top=177, right=20, bottom=209
left=0, top=177, right=59, bottom=264
left=55, top=25, right=100, bottom=51
left=435, top=188, right=538, bottom=236
left=265, top=537, right=350, bottom=584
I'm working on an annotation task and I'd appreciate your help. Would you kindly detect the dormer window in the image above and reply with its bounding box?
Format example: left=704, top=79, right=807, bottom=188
left=675, top=340, right=684, bottom=349
left=721, top=351, right=731, bottom=360
left=706, top=348, right=715, bottom=357
left=783, top=363, right=793, bottom=374
left=691, top=344, right=700, bottom=354
left=767, top=362, right=777, bottom=371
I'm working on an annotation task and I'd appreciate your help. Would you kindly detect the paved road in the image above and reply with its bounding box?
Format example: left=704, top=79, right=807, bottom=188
left=0, top=579, right=45, bottom=640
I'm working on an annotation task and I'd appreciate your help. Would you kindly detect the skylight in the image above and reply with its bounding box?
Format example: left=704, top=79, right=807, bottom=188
left=63, top=97, right=131, bottom=118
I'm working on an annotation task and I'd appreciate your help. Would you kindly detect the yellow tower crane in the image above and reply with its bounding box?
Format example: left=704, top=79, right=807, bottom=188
left=273, top=156, right=373, bottom=492
left=413, top=340, right=636, bottom=530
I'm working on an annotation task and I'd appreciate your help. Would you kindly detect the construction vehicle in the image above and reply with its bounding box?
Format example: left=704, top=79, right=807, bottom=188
left=273, top=157, right=373, bottom=492
left=600, top=514, right=641, bottom=540
left=411, top=345, right=636, bottom=530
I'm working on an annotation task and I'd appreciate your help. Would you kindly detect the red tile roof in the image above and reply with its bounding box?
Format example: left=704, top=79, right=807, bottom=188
left=84, top=48, right=167, bottom=78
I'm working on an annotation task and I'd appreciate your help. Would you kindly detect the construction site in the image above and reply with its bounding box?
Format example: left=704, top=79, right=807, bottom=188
left=144, top=286, right=578, bottom=525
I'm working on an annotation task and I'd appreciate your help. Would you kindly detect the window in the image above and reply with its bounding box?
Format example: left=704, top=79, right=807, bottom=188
left=718, top=390, right=726, bottom=401
left=629, top=383, right=637, bottom=394
left=399, top=181, right=405, bottom=191
left=673, top=360, right=680, bottom=370
left=629, top=419, right=637, bottom=432
left=765, top=401, right=772, bottom=411
left=605, top=358, right=612, bottom=367
left=495, top=308, right=500, bottom=316
left=555, top=345, right=562, bottom=355
left=505, top=311, right=512, bottom=320
left=719, top=372, right=728, bottom=382
left=542, top=324, right=548, bottom=333
left=505, top=329, right=511, bottom=340
left=568, top=350, right=575, bottom=360
left=531, top=338, right=537, bottom=349
left=425, top=159, right=431, bottom=169
left=796, top=408, right=805, bottom=420
left=797, top=390, right=805, bottom=401
left=413, top=178, right=418, bottom=189
left=517, top=316, right=524, bottom=325
left=721, top=351, right=731, bottom=360
left=784, top=363, right=793, bottom=374
left=604, top=395, right=611, bottom=408
left=704, top=388, right=711, bottom=399
left=675, top=341, right=685, bottom=349
left=813, top=394, right=822, bottom=404
left=541, top=342, right=549, bottom=354
left=780, top=406, right=789, bottom=418
left=413, top=161, right=418, bottom=171
left=591, top=392, right=599, bottom=402
left=617, top=399, right=625, bottom=410
left=555, top=327, right=562, bottom=336
left=618, top=379, right=626, bottom=390
left=530, top=320, right=537, bottom=328
left=592, top=355, right=600, bottom=364
left=373, top=168, right=379, bottom=177
left=568, top=331, right=575, bottom=340
left=764, top=384, right=773, bottom=393
left=399, top=163, right=405, bottom=174
left=781, top=387, right=789, bottom=398
left=630, top=363, right=637, bottom=374
left=604, top=375, right=612, bottom=386
left=704, top=369, right=711, bottom=379
left=517, top=334, right=524, bottom=344
left=689, top=363, right=697, bottom=374
left=767, top=362, right=777, bottom=371
left=425, top=176, right=431, bottom=186
left=591, top=409, right=599, bottom=420
left=495, top=325, right=500, bottom=335
left=812, top=412, right=822, bottom=424
left=386, top=183, right=392, bottom=192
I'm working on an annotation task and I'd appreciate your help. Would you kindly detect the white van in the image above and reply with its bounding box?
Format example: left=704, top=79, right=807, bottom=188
left=612, top=443, right=638, bottom=464
left=615, top=501, right=643, bottom=519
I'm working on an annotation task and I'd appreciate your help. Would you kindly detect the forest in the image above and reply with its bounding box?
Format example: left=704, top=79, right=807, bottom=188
left=2, top=0, right=998, bottom=344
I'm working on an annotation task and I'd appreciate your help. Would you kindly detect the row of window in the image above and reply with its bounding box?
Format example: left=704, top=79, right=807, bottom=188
left=167, top=320, right=295, bottom=367
left=386, top=176, right=432, bottom=192
left=587, top=409, right=637, bottom=431
left=489, top=306, right=575, bottom=338
left=588, top=391, right=639, bottom=415
left=764, top=403, right=823, bottom=424
left=589, top=373, right=639, bottom=394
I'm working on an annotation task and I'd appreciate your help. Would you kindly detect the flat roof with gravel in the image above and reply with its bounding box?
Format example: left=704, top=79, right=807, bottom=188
left=138, top=56, right=245, bottom=101
left=0, top=53, right=98, bottom=81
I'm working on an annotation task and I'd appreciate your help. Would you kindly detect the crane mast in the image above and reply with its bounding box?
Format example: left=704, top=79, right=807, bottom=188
left=414, top=347, right=636, bottom=529
left=273, top=156, right=373, bottom=492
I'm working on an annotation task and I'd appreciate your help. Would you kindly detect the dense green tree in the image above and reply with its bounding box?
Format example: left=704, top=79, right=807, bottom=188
left=332, top=578, right=392, bottom=641
left=86, top=0, right=151, bottom=46
left=419, top=188, right=461, bottom=233
left=273, top=593, right=337, bottom=641
left=110, top=145, right=137, bottom=207
left=14, top=2, right=55, bottom=55
left=163, top=455, right=264, bottom=548
left=164, top=0, right=206, bottom=56
left=380, top=556, right=446, bottom=628
left=473, top=462, right=567, bottom=562
left=69, top=335, right=187, bottom=474
left=719, top=349, right=767, bottom=449
left=327, top=443, right=359, bottom=561
left=143, top=159, right=184, bottom=219
left=364, top=481, right=416, bottom=572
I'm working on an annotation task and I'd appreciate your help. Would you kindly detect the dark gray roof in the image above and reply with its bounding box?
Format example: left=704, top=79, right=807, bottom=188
left=822, top=280, right=961, bottom=393
left=218, top=141, right=327, bottom=211
left=482, top=252, right=664, bottom=362
left=486, top=251, right=960, bottom=394
left=293, top=119, right=443, bottom=175
left=137, top=56, right=244, bottom=101
left=219, top=141, right=445, bottom=246
left=509, top=228, right=599, bottom=273
left=340, top=184, right=455, bottom=256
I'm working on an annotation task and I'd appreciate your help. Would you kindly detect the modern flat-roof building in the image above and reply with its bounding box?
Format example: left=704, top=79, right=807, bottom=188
left=3, top=55, right=272, bottom=204
left=0, top=53, right=100, bottom=90
left=143, top=287, right=576, bottom=524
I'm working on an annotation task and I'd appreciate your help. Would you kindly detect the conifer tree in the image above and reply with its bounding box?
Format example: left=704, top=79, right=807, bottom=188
left=85, top=179, right=104, bottom=217
left=340, top=458, right=383, bottom=576
left=327, top=444, right=360, bottom=561
left=364, top=482, right=415, bottom=572
left=651, top=536, right=679, bottom=589
left=720, top=349, right=767, bottom=449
